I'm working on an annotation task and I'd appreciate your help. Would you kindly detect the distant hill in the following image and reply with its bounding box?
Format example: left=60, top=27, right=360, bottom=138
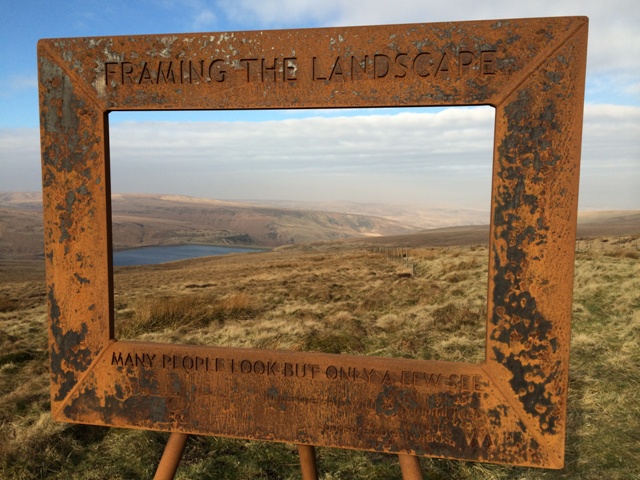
left=108, top=194, right=413, bottom=249
left=353, top=211, right=640, bottom=248
left=576, top=210, right=640, bottom=238
left=1, top=192, right=638, bottom=260
left=0, top=192, right=412, bottom=259
left=352, top=225, right=491, bottom=248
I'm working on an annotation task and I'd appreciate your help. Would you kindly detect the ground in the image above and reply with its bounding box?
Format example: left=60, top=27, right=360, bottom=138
left=1, top=234, right=638, bottom=479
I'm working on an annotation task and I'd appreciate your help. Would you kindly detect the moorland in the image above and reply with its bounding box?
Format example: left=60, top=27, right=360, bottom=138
left=0, top=192, right=638, bottom=479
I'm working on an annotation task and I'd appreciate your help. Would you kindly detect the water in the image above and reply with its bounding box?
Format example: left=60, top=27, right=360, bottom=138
left=113, top=244, right=263, bottom=267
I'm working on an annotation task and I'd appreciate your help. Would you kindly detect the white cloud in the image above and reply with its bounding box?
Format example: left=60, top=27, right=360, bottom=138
left=192, top=8, right=217, bottom=30
left=107, top=104, right=639, bottom=209
left=110, top=109, right=493, bottom=166
left=580, top=104, right=640, bottom=209
left=152, top=0, right=219, bottom=31
left=0, top=128, right=42, bottom=192
left=582, top=104, right=640, bottom=160
left=9, top=75, right=38, bottom=90
left=107, top=107, right=495, bottom=206
left=2, top=104, right=637, bottom=210
left=625, top=82, right=640, bottom=97
left=213, top=0, right=640, bottom=104
left=217, top=0, right=340, bottom=26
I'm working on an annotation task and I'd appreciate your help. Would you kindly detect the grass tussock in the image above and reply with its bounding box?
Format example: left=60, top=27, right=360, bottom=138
left=117, top=291, right=259, bottom=338
left=1, top=235, right=639, bottom=478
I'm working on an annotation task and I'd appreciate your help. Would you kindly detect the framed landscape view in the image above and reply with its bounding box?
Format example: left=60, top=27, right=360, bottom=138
left=38, top=16, right=587, bottom=468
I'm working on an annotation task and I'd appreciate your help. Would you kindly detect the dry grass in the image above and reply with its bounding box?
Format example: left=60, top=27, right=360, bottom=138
left=116, top=291, right=259, bottom=339
left=0, top=236, right=638, bottom=479
left=113, top=244, right=488, bottom=364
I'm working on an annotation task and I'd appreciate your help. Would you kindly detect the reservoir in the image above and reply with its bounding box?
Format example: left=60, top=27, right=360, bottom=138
left=113, top=244, right=264, bottom=267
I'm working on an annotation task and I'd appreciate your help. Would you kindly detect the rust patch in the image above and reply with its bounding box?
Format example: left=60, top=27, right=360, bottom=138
left=38, top=17, right=588, bottom=469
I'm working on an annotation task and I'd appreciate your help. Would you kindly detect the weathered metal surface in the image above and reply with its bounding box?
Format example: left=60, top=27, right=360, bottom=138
left=38, top=17, right=588, bottom=469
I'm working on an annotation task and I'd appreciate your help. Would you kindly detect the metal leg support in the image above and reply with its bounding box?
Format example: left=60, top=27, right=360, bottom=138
left=154, top=432, right=190, bottom=480
left=297, top=444, right=319, bottom=480
left=398, top=454, right=423, bottom=480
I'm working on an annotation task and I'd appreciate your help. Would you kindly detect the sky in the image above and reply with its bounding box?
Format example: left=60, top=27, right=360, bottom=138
left=0, top=0, right=638, bottom=212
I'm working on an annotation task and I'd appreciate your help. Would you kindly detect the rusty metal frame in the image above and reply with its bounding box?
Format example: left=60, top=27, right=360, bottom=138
left=38, top=17, right=587, bottom=469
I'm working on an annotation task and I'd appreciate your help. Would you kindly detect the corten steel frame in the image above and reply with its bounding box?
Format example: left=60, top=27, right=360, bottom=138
left=38, top=17, right=588, bottom=469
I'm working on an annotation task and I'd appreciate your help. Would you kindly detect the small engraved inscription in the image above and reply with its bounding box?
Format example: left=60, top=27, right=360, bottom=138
left=111, top=351, right=156, bottom=368
left=105, top=59, right=228, bottom=86
left=110, top=351, right=486, bottom=394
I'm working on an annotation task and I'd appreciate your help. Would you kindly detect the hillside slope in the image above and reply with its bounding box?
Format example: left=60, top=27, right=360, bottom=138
left=0, top=193, right=414, bottom=258
left=1, top=192, right=638, bottom=259
left=109, top=194, right=414, bottom=249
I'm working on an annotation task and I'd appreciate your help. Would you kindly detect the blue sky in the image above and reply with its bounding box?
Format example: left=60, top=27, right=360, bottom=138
left=1, top=0, right=638, bottom=212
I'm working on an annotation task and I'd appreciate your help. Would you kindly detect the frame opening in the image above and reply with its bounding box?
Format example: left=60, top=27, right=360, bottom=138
left=108, top=107, right=495, bottom=364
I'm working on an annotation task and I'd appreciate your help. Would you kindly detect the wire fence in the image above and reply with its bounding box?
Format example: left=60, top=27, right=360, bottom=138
left=367, top=246, right=415, bottom=276
left=576, top=236, right=640, bottom=253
